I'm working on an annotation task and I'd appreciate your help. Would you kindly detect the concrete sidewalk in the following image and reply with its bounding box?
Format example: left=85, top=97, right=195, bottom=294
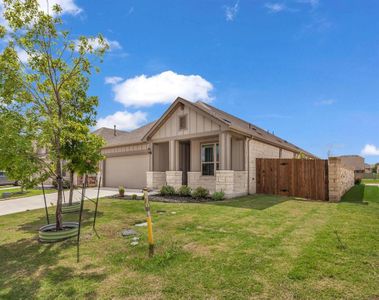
left=0, top=188, right=118, bottom=216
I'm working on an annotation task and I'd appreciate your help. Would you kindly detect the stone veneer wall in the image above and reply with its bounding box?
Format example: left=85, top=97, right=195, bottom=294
left=328, top=157, right=355, bottom=202
left=146, top=171, right=166, bottom=190
left=188, top=172, right=216, bottom=193
left=188, top=170, right=248, bottom=197
left=165, top=171, right=183, bottom=190
left=215, top=170, right=234, bottom=195
left=233, top=171, right=248, bottom=194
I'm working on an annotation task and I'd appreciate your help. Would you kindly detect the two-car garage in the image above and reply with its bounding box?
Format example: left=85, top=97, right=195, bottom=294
left=103, top=154, right=149, bottom=189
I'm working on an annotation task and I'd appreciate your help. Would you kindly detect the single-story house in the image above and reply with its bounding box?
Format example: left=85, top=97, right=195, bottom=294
left=338, top=155, right=365, bottom=179
left=364, top=163, right=372, bottom=173
left=338, top=155, right=365, bottom=172
left=94, top=97, right=316, bottom=197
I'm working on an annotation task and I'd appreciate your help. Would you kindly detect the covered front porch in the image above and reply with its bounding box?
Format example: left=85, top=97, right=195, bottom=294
left=146, top=131, right=248, bottom=197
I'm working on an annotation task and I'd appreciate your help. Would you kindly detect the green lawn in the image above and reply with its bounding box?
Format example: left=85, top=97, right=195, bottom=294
left=0, top=185, right=378, bottom=299
left=0, top=185, right=16, bottom=189
left=0, top=187, right=57, bottom=200
left=362, top=178, right=379, bottom=184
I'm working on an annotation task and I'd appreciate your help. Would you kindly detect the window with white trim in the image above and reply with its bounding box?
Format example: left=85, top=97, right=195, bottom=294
left=201, top=143, right=219, bottom=176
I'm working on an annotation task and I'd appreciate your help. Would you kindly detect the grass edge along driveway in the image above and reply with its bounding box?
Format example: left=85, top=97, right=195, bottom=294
left=0, top=184, right=378, bottom=299
left=0, top=187, right=57, bottom=200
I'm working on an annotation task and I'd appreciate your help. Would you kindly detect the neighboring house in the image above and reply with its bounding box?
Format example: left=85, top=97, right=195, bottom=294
left=364, top=163, right=372, bottom=173
left=95, top=97, right=316, bottom=197
left=339, top=155, right=364, bottom=172
left=0, top=171, right=16, bottom=186
left=338, top=155, right=365, bottom=179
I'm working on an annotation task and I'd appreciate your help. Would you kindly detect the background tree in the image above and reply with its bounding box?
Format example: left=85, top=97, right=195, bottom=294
left=0, top=109, right=50, bottom=191
left=62, top=130, right=105, bottom=205
left=0, top=0, right=108, bottom=230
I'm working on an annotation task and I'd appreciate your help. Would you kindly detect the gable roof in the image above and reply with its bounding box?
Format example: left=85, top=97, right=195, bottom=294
left=92, top=127, right=129, bottom=143
left=192, top=100, right=316, bottom=158
left=142, top=97, right=316, bottom=157
left=101, top=122, right=156, bottom=149
left=141, top=97, right=228, bottom=141
left=98, top=97, right=316, bottom=158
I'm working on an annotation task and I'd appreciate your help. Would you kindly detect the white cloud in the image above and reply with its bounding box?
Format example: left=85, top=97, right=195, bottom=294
left=0, top=3, right=8, bottom=28
left=96, top=111, right=147, bottom=131
left=128, top=6, right=135, bottom=15
left=0, top=0, right=81, bottom=29
left=109, top=70, right=214, bottom=108
left=361, top=144, right=379, bottom=156
left=104, top=39, right=122, bottom=51
left=75, top=37, right=122, bottom=52
left=37, top=0, right=82, bottom=15
left=224, top=1, right=239, bottom=21
left=306, top=16, right=332, bottom=32
left=265, top=3, right=286, bottom=13
left=314, top=99, right=335, bottom=106
left=297, top=0, right=319, bottom=8
left=16, top=47, right=28, bottom=63
left=105, top=76, right=123, bottom=85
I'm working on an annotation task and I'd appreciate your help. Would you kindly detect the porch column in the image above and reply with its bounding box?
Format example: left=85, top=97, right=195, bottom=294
left=169, top=140, right=176, bottom=171
left=219, top=132, right=232, bottom=170
left=167, top=139, right=182, bottom=189
left=175, top=140, right=180, bottom=171
left=148, top=142, right=153, bottom=171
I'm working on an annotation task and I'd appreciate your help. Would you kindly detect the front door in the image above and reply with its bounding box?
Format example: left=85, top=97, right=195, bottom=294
left=179, top=141, right=190, bottom=185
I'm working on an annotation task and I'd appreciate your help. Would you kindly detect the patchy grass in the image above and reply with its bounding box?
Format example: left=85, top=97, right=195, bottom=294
left=0, top=185, right=16, bottom=189
left=0, top=187, right=56, bottom=200
left=362, top=178, right=379, bottom=184
left=0, top=187, right=378, bottom=299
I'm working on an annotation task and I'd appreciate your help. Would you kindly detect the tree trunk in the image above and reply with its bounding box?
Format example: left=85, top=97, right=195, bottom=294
left=69, top=170, right=74, bottom=205
left=55, top=159, right=63, bottom=230
left=53, top=66, right=63, bottom=231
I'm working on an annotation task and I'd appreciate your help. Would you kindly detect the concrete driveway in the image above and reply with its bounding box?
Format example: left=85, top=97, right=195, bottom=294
left=0, top=187, right=118, bottom=216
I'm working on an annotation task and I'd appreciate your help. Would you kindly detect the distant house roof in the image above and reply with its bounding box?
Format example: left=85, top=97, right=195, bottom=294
left=99, top=122, right=156, bottom=148
left=92, top=127, right=129, bottom=143
left=97, top=97, right=316, bottom=157
left=339, top=155, right=365, bottom=171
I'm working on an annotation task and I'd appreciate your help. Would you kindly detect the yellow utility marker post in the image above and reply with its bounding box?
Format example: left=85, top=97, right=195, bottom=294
left=143, top=188, right=154, bottom=257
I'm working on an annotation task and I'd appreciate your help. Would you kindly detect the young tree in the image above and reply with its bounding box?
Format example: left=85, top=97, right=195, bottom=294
left=62, top=131, right=105, bottom=205
left=0, top=0, right=108, bottom=229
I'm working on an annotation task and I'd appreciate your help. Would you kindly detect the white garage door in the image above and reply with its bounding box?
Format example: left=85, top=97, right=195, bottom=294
left=105, top=155, right=149, bottom=188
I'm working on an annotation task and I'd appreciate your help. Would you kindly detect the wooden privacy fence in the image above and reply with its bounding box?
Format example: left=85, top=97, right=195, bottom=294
left=256, top=158, right=329, bottom=201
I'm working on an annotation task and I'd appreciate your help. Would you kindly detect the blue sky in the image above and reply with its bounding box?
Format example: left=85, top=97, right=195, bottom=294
left=2, top=0, right=379, bottom=162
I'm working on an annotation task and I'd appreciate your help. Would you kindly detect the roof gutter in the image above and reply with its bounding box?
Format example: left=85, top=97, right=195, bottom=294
left=101, top=141, right=147, bottom=150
